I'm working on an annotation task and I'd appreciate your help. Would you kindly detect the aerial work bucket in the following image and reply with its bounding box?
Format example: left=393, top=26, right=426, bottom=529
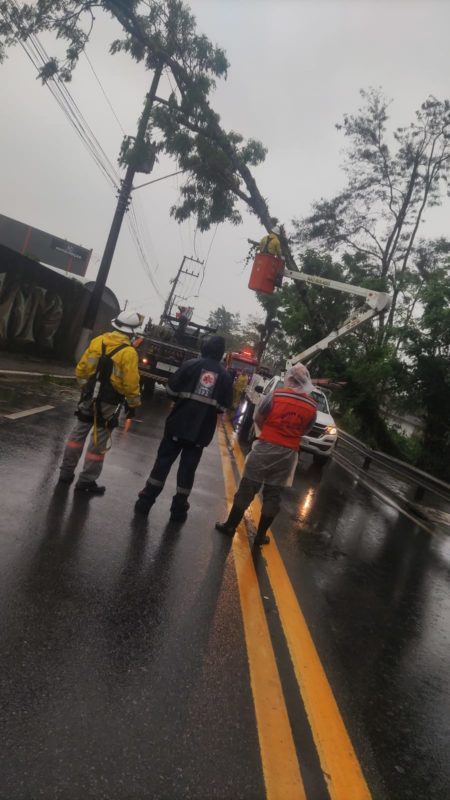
left=248, top=253, right=283, bottom=294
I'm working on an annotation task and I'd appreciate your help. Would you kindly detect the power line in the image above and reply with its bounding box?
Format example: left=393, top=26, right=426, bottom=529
left=197, top=224, right=219, bottom=294
left=6, top=0, right=120, bottom=192
left=83, top=49, right=126, bottom=135
left=4, top=4, right=165, bottom=299
left=193, top=224, right=200, bottom=261
left=127, top=206, right=165, bottom=301
left=11, top=28, right=120, bottom=189
left=130, top=191, right=161, bottom=272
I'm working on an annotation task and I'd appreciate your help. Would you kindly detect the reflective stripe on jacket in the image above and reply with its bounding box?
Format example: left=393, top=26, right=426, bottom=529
left=75, top=331, right=141, bottom=407
left=259, top=388, right=317, bottom=450
left=164, top=356, right=233, bottom=447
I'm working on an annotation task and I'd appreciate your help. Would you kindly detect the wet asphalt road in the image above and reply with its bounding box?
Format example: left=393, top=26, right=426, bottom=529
left=0, top=377, right=449, bottom=800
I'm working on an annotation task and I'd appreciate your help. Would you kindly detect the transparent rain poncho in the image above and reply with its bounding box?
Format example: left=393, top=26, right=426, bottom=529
left=243, top=440, right=298, bottom=487
left=242, top=363, right=315, bottom=487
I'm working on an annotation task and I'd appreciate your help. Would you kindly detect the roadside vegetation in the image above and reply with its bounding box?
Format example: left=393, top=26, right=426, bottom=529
left=1, top=3, right=449, bottom=479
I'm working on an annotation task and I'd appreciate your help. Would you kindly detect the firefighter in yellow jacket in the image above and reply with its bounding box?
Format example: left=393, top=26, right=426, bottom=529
left=58, top=312, right=142, bottom=495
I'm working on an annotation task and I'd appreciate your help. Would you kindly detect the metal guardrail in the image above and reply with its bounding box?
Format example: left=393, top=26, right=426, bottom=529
left=335, top=428, right=450, bottom=511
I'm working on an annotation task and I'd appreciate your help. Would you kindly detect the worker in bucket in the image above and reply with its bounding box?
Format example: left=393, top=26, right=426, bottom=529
left=134, top=335, right=233, bottom=522
left=258, top=225, right=282, bottom=258
left=258, top=225, right=284, bottom=287
left=215, top=363, right=317, bottom=545
left=58, top=312, right=142, bottom=494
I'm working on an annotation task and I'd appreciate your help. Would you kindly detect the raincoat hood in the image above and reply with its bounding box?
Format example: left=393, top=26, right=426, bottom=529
left=284, top=363, right=314, bottom=395
left=201, top=336, right=226, bottom=361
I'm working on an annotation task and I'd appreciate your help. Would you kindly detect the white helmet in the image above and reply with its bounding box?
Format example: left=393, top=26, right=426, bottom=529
left=271, top=225, right=281, bottom=235
left=111, top=311, right=142, bottom=335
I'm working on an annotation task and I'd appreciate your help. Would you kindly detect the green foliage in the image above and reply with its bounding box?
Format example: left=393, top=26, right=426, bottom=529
left=278, top=90, right=450, bottom=480
left=294, top=89, right=450, bottom=343
left=0, top=0, right=274, bottom=234
left=206, top=305, right=241, bottom=350
left=387, top=428, right=422, bottom=466
left=153, top=102, right=268, bottom=230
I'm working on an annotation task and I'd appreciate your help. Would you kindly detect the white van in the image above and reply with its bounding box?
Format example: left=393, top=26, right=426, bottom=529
left=250, top=375, right=337, bottom=466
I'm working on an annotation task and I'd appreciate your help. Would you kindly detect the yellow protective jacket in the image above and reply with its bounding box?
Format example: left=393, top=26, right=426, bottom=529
left=76, top=331, right=141, bottom=407
left=232, top=372, right=248, bottom=409
left=258, top=233, right=282, bottom=258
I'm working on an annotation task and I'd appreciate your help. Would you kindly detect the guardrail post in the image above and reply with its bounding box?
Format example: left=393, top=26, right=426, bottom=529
left=363, top=455, right=372, bottom=471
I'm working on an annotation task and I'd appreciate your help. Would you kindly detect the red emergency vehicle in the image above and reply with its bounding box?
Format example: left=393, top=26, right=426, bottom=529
left=224, top=347, right=258, bottom=376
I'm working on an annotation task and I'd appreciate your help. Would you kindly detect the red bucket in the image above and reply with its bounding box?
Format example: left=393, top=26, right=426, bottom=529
left=248, top=253, right=282, bottom=294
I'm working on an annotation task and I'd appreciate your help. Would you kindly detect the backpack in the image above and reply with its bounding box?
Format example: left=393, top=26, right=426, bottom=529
left=84, top=341, right=131, bottom=406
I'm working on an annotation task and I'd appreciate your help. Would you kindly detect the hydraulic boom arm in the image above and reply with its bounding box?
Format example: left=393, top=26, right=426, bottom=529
left=283, top=268, right=392, bottom=368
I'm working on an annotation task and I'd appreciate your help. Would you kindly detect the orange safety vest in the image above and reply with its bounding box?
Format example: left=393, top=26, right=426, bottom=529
left=259, top=388, right=317, bottom=450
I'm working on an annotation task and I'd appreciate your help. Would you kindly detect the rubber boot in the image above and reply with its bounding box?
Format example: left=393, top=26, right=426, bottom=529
left=134, top=484, right=161, bottom=516
left=75, top=481, right=106, bottom=495
left=215, top=504, right=245, bottom=537
left=254, top=515, right=274, bottom=546
left=170, top=493, right=190, bottom=522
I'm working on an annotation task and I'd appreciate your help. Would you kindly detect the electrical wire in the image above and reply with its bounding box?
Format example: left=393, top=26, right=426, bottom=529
left=127, top=206, right=165, bottom=301
left=197, top=224, right=218, bottom=294
left=131, top=191, right=161, bottom=273
left=83, top=48, right=126, bottom=135
left=193, top=224, right=200, bottom=260
left=4, top=3, right=164, bottom=299
left=8, top=20, right=121, bottom=190
left=81, top=45, right=163, bottom=288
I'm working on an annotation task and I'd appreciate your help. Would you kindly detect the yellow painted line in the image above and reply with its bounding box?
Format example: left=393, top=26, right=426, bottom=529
left=224, top=418, right=372, bottom=800
left=217, top=426, right=306, bottom=800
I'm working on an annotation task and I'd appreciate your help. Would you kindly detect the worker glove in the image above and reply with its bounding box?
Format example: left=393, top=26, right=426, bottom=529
left=126, top=407, right=136, bottom=419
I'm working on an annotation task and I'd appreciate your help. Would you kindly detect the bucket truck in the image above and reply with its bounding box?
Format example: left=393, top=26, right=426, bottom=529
left=244, top=257, right=392, bottom=463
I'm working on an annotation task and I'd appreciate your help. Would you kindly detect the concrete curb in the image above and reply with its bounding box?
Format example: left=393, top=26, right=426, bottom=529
left=0, top=369, right=77, bottom=381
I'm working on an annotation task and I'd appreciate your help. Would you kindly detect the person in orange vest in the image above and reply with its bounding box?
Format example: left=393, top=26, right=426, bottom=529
left=215, top=363, right=317, bottom=545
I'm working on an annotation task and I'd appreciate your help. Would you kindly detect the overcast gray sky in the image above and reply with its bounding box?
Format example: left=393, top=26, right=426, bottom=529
left=1, top=0, right=450, bottom=327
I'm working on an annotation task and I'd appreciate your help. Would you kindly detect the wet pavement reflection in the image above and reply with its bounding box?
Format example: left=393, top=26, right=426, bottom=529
left=0, top=379, right=449, bottom=799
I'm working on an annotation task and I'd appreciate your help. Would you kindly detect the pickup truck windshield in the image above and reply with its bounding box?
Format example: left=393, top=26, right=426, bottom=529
left=311, top=391, right=329, bottom=413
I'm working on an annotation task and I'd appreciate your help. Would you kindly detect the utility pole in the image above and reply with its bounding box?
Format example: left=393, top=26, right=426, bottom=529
left=76, top=63, right=163, bottom=359
left=160, top=255, right=203, bottom=324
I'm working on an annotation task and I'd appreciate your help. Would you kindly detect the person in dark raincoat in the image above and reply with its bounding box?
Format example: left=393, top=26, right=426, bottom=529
left=134, top=335, right=233, bottom=521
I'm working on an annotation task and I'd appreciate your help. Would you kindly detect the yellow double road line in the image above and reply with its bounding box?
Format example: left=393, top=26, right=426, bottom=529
left=219, top=420, right=372, bottom=800
left=218, top=425, right=306, bottom=799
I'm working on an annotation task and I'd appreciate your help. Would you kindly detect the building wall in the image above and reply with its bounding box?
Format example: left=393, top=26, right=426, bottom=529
left=0, top=244, right=120, bottom=361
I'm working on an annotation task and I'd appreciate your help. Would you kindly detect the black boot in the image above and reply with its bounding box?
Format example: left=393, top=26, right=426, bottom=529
left=75, top=481, right=106, bottom=495
left=215, top=504, right=245, bottom=537
left=170, top=493, right=190, bottom=522
left=254, top=515, right=274, bottom=546
left=134, top=484, right=160, bottom=516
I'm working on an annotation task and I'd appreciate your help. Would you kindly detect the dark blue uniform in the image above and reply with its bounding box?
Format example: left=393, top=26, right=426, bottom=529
left=165, top=355, right=232, bottom=446
left=135, top=337, right=232, bottom=520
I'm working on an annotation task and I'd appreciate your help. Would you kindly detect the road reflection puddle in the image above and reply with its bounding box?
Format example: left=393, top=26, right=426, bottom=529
left=298, top=487, right=315, bottom=521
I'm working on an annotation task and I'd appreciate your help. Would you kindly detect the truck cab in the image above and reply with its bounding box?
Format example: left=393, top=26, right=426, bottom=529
left=224, top=348, right=259, bottom=377
left=137, top=316, right=216, bottom=396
